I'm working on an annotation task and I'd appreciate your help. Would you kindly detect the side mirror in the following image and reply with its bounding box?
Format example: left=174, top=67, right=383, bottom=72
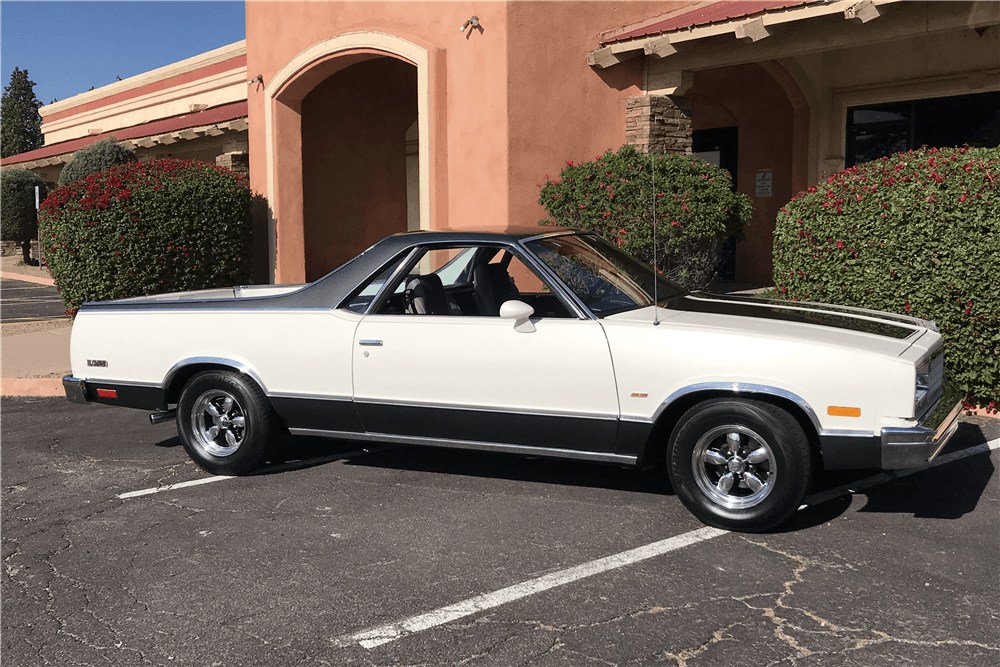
left=499, top=300, right=536, bottom=333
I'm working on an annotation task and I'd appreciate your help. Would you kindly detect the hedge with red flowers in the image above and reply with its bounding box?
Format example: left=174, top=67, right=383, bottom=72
left=39, top=159, right=253, bottom=314
left=773, top=146, right=999, bottom=410
left=538, top=145, right=752, bottom=290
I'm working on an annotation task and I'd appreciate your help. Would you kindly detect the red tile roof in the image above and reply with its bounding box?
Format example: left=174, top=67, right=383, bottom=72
left=1, top=101, right=248, bottom=166
left=602, top=0, right=818, bottom=44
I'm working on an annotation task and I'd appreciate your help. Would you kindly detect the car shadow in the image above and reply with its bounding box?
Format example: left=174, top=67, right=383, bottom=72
left=153, top=421, right=996, bottom=527
left=254, top=433, right=674, bottom=494
left=153, top=435, right=183, bottom=448
left=854, top=449, right=995, bottom=519
left=770, top=421, right=996, bottom=532
left=348, top=444, right=675, bottom=496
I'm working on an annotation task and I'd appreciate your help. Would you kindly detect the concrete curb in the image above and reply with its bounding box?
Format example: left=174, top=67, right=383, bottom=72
left=1, top=271, right=56, bottom=286
left=1, top=378, right=64, bottom=397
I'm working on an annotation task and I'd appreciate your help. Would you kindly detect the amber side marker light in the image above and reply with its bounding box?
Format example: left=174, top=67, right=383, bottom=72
left=828, top=406, right=861, bottom=417
left=96, top=389, right=118, bottom=399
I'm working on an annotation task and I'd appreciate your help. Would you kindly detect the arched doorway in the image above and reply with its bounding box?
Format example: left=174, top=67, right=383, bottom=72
left=265, top=33, right=431, bottom=284
left=301, top=57, right=417, bottom=280
left=686, top=61, right=808, bottom=285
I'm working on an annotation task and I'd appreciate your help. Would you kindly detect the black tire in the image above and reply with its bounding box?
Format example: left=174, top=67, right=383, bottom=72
left=666, top=398, right=812, bottom=533
left=177, top=371, right=274, bottom=475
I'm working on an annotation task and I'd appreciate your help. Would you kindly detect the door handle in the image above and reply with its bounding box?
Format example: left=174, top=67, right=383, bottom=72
left=359, top=340, right=383, bottom=347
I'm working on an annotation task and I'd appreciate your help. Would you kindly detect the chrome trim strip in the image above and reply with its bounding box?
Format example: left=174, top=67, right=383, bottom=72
left=161, top=357, right=269, bottom=394
left=358, top=340, right=383, bottom=347
left=619, top=415, right=651, bottom=424
left=353, top=397, right=619, bottom=421
left=80, top=307, right=328, bottom=315
left=287, top=428, right=638, bottom=465
left=80, top=377, right=161, bottom=389
left=817, top=428, right=875, bottom=439
left=268, top=392, right=352, bottom=402
left=652, top=382, right=824, bottom=434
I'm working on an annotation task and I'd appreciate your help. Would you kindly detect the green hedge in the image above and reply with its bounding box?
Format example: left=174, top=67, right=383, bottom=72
left=39, top=159, right=253, bottom=314
left=773, top=146, right=999, bottom=410
left=58, top=137, right=137, bottom=186
left=0, top=168, right=45, bottom=242
left=538, top=145, right=752, bottom=290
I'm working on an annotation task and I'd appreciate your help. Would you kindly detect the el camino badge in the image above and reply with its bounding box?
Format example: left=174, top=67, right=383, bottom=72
left=87, top=359, right=109, bottom=368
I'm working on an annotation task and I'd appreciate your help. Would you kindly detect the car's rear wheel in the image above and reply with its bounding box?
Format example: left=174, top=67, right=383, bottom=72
left=177, top=371, right=273, bottom=475
left=667, top=398, right=812, bottom=533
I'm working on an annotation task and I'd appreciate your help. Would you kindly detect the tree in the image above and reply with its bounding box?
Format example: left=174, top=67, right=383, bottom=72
left=1, top=67, right=44, bottom=158
left=0, top=169, right=46, bottom=264
left=58, top=137, right=137, bottom=186
left=539, top=146, right=752, bottom=290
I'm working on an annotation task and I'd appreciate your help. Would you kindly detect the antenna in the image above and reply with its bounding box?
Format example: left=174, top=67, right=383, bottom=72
left=652, top=152, right=660, bottom=326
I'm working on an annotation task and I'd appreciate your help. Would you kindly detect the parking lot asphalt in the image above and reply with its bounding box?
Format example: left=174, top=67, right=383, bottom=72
left=1, top=278, right=66, bottom=324
left=2, top=397, right=998, bottom=666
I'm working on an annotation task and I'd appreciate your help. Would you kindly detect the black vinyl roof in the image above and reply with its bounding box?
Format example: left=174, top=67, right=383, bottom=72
left=81, top=227, right=583, bottom=312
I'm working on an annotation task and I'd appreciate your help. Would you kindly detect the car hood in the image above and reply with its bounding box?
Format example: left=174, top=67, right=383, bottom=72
left=607, top=292, right=934, bottom=358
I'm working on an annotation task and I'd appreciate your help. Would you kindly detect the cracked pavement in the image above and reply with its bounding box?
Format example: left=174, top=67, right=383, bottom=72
left=3, top=397, right=998, bottom=666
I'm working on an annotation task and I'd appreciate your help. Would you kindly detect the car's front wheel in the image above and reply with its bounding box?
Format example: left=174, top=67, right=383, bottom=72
left=177, top=371, right=274, bottom=475
left=667, top=398, right=812, bottom=532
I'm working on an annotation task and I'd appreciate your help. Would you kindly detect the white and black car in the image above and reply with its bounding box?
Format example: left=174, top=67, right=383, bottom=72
left=64, top=228, right=962, bottom=531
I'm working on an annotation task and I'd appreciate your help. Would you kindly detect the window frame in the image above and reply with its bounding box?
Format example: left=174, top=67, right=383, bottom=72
left=346, top=241, right=588, bottom=319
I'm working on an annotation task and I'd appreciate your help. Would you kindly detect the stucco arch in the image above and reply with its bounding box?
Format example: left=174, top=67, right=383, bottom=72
left=263, top=33, right=430, bottom=283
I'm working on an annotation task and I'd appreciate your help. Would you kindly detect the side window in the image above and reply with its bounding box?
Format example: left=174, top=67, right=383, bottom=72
left=502, top=254, right=572, bottom=318
left=341, top=254, right=410, bottom=313
left=376, top=247, right=472, bottom=316
left=366, top=245, right=574, bottom=318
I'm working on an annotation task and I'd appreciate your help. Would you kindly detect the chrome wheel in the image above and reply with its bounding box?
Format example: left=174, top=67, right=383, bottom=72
left=692, top=425, right=776, bottom=510
left=190, top=389, right=247, bottom=458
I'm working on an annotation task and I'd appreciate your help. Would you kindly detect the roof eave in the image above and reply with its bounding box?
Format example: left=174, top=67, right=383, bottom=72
left=587, top=0, right=896, bottom=70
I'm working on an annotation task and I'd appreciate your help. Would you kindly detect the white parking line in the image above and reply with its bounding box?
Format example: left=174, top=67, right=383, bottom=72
left=118, top=475, right=233, bottom=499
left=344, top=526, right=727, bottom=649
left=117, top=444, right=396, bottom=500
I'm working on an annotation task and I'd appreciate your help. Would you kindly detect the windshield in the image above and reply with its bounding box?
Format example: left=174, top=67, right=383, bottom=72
left=525, top=234, right=686, bottom=317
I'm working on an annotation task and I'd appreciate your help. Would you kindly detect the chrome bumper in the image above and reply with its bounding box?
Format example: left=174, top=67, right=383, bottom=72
left=881, top=400, right=963, bottom=469
left=63, top=375, right=89, bottom=404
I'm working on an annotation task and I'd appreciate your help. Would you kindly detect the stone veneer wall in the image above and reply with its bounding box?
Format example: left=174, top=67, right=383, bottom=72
left=1, top=240, right=40, bottom=258
left=216, top=151, right=249, bottom=180
left=625, top=95, right=693, bottom=155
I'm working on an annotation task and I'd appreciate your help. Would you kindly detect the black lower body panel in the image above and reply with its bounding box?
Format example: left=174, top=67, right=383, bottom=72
left=269, top=395, right=364, bottom=433
left=818, top=433, right=881, bottom=469
left=356, top=401, right=619, bottom=453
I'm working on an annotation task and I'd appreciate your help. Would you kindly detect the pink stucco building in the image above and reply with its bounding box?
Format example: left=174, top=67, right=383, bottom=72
left=4, top=1, right=998, bottom=286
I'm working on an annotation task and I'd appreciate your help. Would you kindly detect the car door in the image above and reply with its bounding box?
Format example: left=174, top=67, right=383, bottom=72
left=350, top=244, right=621, bottom=455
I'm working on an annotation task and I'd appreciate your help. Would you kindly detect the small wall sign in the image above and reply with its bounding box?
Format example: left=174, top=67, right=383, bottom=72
left=755, top=168, right=773, bottom=198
